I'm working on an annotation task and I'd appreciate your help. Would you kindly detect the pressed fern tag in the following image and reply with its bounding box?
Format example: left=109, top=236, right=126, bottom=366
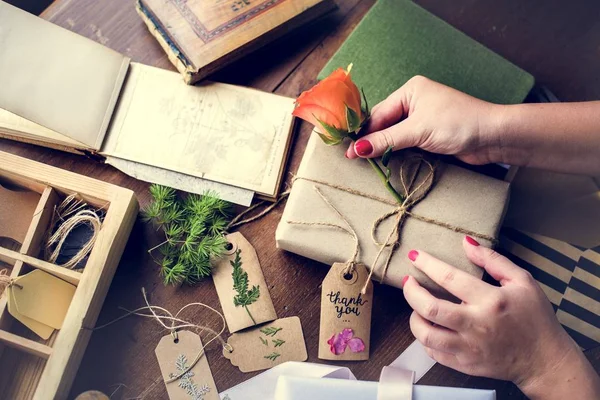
left=223, top=317, right=307, bottom=373
left=212, top=232, right=277, bottom=332
left=155, top=330, right=219, bottom=400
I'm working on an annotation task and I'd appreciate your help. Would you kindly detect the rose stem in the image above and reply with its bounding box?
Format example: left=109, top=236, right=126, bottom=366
left=365, top=157, right=405, bottom=204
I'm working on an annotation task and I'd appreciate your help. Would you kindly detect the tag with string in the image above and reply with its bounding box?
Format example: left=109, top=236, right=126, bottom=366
left=155, top=330, right=219, bottom=400
left=1, top=268, right=75, bottom=339
left=319, top=262, right=373, bottom=361
left=223, top=316, right=308, bottom=373
left=286, top=185, right=374, bottom=361
left=93, top=288, right=229, bottom=400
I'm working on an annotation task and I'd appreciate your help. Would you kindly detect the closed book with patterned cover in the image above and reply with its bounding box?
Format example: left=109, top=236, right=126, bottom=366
left=319, top=0, right=534, bottom=105
left=137, top=0, right=336, bottom=84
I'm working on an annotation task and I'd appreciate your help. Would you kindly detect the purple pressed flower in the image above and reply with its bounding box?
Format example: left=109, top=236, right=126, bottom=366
left=327, top=328, right=365, bottom=355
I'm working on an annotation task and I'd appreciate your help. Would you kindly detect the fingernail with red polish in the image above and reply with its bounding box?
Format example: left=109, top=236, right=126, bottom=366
left=408, top=250, right=419, bottom=261
left=466, top=236, right=480, bottom=246
left=402, top=275, right=410, bottom=286
left=355, top=140, right=373, bottom=156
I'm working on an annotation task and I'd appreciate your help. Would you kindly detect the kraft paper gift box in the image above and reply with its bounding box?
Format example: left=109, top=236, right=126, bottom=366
left=276, top=133, right=510, bottom=294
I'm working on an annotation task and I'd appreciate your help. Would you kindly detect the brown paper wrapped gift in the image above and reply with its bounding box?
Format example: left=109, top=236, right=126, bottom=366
left=276, top=133, right=511, bottom=294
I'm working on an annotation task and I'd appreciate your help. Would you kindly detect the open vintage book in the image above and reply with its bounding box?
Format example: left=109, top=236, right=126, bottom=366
left=0, top=1, right=296, bottom=203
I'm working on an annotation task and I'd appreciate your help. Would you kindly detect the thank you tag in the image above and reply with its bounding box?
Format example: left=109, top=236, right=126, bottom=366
left=318, top=263, right=373, bottom=361
left=223, top=316, right=308, bottom=373
left=7, top=269, right=76, bottom=339
left=212, top=232, right=277, bottom=333
left=155, top=330, right=219, bottom=400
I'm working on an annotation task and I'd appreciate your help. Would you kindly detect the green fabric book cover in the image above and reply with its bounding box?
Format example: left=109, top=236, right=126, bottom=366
left=319, top=0, right=534, bottom=105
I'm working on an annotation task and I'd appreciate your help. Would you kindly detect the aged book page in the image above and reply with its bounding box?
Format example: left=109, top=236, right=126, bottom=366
left=102, top=62, right=295, bottom=196
left=0, top=108, right=87, bottom=150
left=0, top=1, right=130, bottom=149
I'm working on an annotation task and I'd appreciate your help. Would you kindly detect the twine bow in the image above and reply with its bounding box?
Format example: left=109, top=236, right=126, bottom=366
left=288, top=154, right=497, bottom=294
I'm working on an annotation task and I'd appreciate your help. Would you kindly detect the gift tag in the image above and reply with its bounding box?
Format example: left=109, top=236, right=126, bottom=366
left=223, top=316, right=307, bottom=373
left=155, top=330, right=219, bottom=400
left=12, top=269, right=76, bottom=330
left=6, top=285, right=55, bottom=339
left=212, top=232, right=277, bottom=333
left=318, top=263, right=373, bottom=361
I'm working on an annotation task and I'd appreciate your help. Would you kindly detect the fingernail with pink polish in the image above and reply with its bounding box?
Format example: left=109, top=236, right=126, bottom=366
left=401, top=275, right=410, bottom=287
left=466, top=236, right=480, bottom=246
left=355, top=140, right=373, bottom=156
left=408, top=250, right=419, bottom=261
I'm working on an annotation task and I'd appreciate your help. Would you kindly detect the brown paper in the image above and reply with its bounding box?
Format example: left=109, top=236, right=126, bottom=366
left=276, top=133, right=510, bottom=294
left=0, top=185, right=40, bottom=245
left=504, top=168, right=600, bottom=248
left=318, top=263, right=372, bottom=361
left=212, top=232, right=277, bottom=333
left=223, top=316, right=307, bottom=373
left=12, top=269, right=76, bottom=330
left=155, top=330, right=219, bottom=400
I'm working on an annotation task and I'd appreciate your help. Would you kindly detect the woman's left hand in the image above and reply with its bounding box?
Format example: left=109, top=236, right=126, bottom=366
left=403, top=236, right=600, bottom=400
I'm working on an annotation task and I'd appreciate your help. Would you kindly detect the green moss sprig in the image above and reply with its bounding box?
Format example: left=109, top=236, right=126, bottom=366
left=142, top=184, right=232, bottom=286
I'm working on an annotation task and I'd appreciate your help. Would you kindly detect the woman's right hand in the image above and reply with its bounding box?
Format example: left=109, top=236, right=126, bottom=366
left=346, top=75, right=507, bottom=165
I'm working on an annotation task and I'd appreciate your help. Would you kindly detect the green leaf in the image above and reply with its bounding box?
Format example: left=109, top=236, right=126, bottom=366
left=260, top=326, right=282, bottom=337
left=260, top=337, right=268, bottom=346
left=316, top=132, right=343, bottom=146
left=345, top=104, right=361, bottom=132
left=313, top=114, right=346, bottom=144
left=381, top=146, right=393, bottom=167
left=361, top=87, right=370, bottom=118
left=272, top=339, right=286, bottom=347
left=264, top=352, right=281, bottom=362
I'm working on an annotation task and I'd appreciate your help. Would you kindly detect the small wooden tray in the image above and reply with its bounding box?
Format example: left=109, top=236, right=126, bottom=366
left=0, top=151, right=138, bottom=400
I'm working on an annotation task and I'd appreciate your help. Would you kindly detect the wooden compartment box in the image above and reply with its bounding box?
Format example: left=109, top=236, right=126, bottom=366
left=0, top=151, right=138, bottom=399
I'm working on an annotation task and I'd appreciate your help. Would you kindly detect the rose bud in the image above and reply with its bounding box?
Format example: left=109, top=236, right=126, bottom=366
left=292, top=64, right=368, bottom=145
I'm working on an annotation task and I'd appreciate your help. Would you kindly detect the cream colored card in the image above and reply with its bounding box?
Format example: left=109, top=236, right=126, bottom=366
left=6, top=286, right=55, bottom=340
left=12, top=269, right=76, bottom=329
left=155, top=330, right=219, bottom=400
left=101, top=63, right=295, bottom=196
left=223, top=317, right=307, bottom=373
left=319, top=263, right=373, bottom=361
left=212, top=232, right=277, bottom=333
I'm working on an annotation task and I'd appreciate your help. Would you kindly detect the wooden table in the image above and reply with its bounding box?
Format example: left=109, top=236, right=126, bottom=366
left=2, top=0, right=600, bottom=398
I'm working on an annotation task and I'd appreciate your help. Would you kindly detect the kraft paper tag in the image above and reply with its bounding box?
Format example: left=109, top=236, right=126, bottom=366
left=318, top=263, right=373, bottom=361
left=212, top=232, right=277, bottom=333
left=12, top=269, right=76, bottom=330
left=155, top=330, right=219, bottom=400
left=0, top=185, right=40, bottom=245
left=6, top=286, right=55, bottom=340
left=223, top=316, right=307, bottom=373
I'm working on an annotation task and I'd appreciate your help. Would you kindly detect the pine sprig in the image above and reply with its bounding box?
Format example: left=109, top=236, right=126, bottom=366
left=231, top=249, right=260, bottom=324
left=260, top=326, right=282, bottom=337
left=143, top=184, right=232, bottom=286
left=272, top=339, right=285, bottom=347
left=264, top=352, right=281, bottom=362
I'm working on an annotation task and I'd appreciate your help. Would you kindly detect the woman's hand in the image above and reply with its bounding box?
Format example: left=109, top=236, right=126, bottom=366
left=346, top=76, right=503, bottom=164
left=346, top=75, right=600, bottom=175
left=403, top=236, right=600, bottom=400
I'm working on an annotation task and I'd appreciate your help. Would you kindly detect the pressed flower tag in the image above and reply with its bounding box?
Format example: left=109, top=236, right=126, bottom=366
left=318, top=263, right=373, bottom=361
left=223, top=316, right=307, bottom=373
left=155, top=330, right=219, bottom=400
left=212, top=232, right=277, bottom=333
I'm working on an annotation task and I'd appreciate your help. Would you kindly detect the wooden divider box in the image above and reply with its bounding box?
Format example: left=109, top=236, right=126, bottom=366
left=0, top=151, right=138, bottom=399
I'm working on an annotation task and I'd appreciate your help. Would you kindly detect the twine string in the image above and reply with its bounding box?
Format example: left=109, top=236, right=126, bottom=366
left=91, top=288, right=228, bottom=388
left=287, top=155, right=497, bottom=294
left=225, top=190, right=290, bottom=232
left=0, top=268, right=22, bottom=291
left=287, top=186, right=360, bottom=274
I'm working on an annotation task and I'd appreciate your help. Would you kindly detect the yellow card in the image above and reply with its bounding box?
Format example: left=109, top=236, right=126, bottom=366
left=6, top=286, right=55, bottom=340
left=12, top=270, right=76, bottom=330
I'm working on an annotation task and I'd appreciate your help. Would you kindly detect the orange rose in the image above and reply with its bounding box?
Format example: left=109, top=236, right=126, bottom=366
left=293, top=65, right=366, bottom=144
